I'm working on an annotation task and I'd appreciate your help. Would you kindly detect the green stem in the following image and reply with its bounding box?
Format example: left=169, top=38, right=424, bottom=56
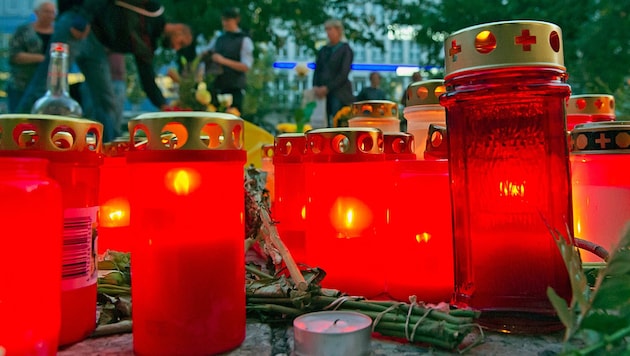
left=245, top=264, right=275, bottom=280
left=246, top=303, right=303, bottom=316
left=576, top=325, right=630, bottom=355
left=247, top=297, right=295, bottom=305
left=374, top=326, right=458, bottom=350
left=98, top=285, right=131, bottom=295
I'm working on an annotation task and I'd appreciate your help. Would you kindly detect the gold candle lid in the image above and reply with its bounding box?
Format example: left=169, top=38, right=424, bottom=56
left=570, top=121, right=630, bottom=153
left=567, top=95, right=616, bottom=116
left=444, top=20, right=565, bottom=79
left=405, top=80, right=446, bottom=106
left=103, top=137, right=132, bottom=157
left=424, top=124, right=448, bottom=160
left=306, top=128, right=384, bottom=162
left=274, top=133, right=307, bottom=163
left=383, top=132, right=415, bottom=157
left=351, top=100, right=398, bottom=118
left=128, top=112, right=243, bottom=151
left=0, top=114, right=102, bottom=152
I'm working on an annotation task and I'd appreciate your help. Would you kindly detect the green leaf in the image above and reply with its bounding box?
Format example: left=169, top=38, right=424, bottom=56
left=547, top=286, right=575, bottom=337
left=302, top=101, right=317, bottom=121
left=590, top=228, right=630, bottom=311
left=581, top=311, right=629, bottom=333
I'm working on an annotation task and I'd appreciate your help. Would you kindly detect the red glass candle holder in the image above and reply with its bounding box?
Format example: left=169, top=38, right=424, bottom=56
left=570, top=121, right=630, bottom=262
left=440, top=21, right=572, bottom=332
left=0, top=157, right=62, bottom=356
left=348, top=100, right=400, bottom=133
left=566, top=94, right=615, bottom=131
left=128, top=112, right=246, bottom=355
left=261, top=143, right=275, bottom=205
left=98, top=138, right=132, bottom=253
left=273, top=133, right=308, bottom=263
left=0, top=114, right=102, bottom=345
left=305, top=128, right=388, bottom=298
left=403, top=80, right=447, bottom=159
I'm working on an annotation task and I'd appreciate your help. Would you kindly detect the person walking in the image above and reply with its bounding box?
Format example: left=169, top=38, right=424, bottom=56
left=7, top=0, right=56, bottom=113
left=312, top=19, right=355, bottom=127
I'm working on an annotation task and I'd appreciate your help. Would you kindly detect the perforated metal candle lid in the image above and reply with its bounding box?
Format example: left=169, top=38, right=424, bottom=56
left=424, top=124, right=448, bottom=160
left=351, top=100, right=398, bottom=118
left=103, top=137, right=132, bottom=157
left=571, top=121, right=630, bottom=153
left=129, top=112, right=243, bottom=151
left=567, top=95, right=616, bottom=116
left=383, top=132, right=415, bottom=159
left=274, top=133, right=307, bottom=163
left=306, top=128, right=384, bottom=162
left=0, top=114, right=102, bottom=152
left=405, top=80, right=446, bottom=106
left=444, top=20, right=565, bottom=79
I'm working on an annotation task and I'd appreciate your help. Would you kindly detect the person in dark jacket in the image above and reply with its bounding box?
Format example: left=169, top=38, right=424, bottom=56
left=356, top=72, right=387, bottom=102
left=17, top=0, right=191, bottom=142
left=204, top=7, right=253, bottom=112
left=313, top=19, right=355, bottom=127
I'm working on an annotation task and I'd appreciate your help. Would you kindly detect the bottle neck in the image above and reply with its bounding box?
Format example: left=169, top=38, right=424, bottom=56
left=46, top=52, right=70, bottom=96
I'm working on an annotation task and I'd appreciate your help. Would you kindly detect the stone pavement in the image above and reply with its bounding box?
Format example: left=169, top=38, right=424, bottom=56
left=58, top=321, right=564, bottom=355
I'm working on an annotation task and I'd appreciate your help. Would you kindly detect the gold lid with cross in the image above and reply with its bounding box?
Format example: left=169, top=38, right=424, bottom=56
left=571, top=121, right=630, bottom=153
left=0, top=114, right=102, bottom=152
left=567, top=95, right=616, bottom=117
left=405, top=80, right=446, bottom=106
left=128, top=112, right=244, bottom=151
left=444, top=20, right=565, bottom=79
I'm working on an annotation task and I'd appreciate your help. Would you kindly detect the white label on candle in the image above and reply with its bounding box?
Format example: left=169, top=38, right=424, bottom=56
left=61, top=206, right=98, bottom=291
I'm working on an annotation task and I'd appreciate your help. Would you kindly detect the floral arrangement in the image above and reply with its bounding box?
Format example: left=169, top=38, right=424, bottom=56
left=333, top=106, right=352, bottom=127
left=165, top=56, right=240, bottom=117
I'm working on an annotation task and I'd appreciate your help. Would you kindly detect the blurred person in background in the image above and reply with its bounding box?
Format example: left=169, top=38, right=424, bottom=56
left=356, top=71, right=386, bottom=101
left=7, top=0, right=56, bottom=113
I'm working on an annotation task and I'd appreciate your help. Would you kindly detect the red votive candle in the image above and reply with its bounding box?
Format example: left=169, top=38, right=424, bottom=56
left=348, top=100, right=400, bottom=133
left=98, top=138, right=132, bottom=253
left=440, top=21, right=572, bottom=332
left=305, top=128, right=388, bottom=298
left=383, top=132, right=453, bottom=303
left=566, top=94, right=615, bottom=131
left=0, top=114, right=102, bottom=345
left=273, top=133, right=308, bottom=263
left=128, top=112, right=246, bottom=355
left=0, top=157, right=62, bottom=356
left=403, top=80, right=447, bottom=160
left=570, top=121, right=630, bottom=262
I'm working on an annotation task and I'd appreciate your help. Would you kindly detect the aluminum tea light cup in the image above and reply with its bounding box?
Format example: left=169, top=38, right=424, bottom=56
left=293, top=311, right=372, bottom=356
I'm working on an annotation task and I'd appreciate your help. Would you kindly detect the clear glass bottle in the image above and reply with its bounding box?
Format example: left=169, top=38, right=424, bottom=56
left=31, top=43, right=83, bottom=117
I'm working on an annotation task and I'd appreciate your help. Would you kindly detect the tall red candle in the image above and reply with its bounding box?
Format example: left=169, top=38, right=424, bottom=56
left=98, top=138, right=132, bottom=253
left=440, top=21, right=572, bottom=332
left=128, top=112, right=246, bottom=355
left=570, top=121, right=630, bottom=262
left=305, top=128, right=388, bottom=298
left=383, top=133, right=453, bottom=303
left=273, top=133, right=308, bottom=263
left=0, top=114, right=102, bottom=345
left=566, top=94, right=615, bottom=131
left=0, top=157, right=62, bottom=356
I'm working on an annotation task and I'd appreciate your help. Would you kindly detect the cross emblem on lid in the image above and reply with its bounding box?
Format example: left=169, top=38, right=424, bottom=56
left=515, top=29, right=536, bottom=51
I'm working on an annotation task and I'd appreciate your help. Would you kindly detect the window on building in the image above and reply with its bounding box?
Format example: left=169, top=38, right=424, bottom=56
left=354, top=46, right=365, bottom=63
left=409, top=42, right=421, bottom=63
left=372, top=48, right=384, bottom=63
left=391, top=40, right=403, bottom=63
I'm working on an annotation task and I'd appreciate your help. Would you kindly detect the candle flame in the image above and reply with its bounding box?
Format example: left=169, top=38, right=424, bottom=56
left=165, top=168, right=201, bottom=196
left=330, top=197, right=372, bottom=238
left=345, top=209, right=354, bottom=228
left=100, top=198, right=130, bottom=227
left=499, top=180, right=525, bottom=197
left=416, top=232, right=431, bottom=243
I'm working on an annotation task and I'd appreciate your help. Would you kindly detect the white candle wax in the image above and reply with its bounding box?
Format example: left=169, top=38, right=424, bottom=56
left=293, top=311, right=372, bottom=356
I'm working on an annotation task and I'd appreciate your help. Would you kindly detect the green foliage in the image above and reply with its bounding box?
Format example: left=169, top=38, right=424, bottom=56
left=548, top=226, right=630, bottom=354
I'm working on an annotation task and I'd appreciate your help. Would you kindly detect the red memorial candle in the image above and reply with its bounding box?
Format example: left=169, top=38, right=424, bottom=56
left=128, top=112, right=246, bottom=355
left=402, top=80, right=446, bottom=160
left=570, top=121, right=630, bottom=262
left=0, top=157, right=62, bottom=356
left=273, top=133, right=308, bottom=263
left=0, top=115, right=102, bottom=345
left=440, top=21, right=572, bottom=332
left=305, top=128, right=388, bottom=298
left=98, top=138, right=131, bottom=253
left=383, top=132, right=453, bottom=303
left=566, top=94, right=615, bottom=131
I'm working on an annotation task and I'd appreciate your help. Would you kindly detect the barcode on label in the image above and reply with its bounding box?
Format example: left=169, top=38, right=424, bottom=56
left=62, top=216, right=92, bottom=280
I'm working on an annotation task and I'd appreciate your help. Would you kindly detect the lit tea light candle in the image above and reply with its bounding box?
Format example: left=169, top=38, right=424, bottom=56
left=348, top=100, right=400, bottom=133
left=293, top=311, right=372, bottom=356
